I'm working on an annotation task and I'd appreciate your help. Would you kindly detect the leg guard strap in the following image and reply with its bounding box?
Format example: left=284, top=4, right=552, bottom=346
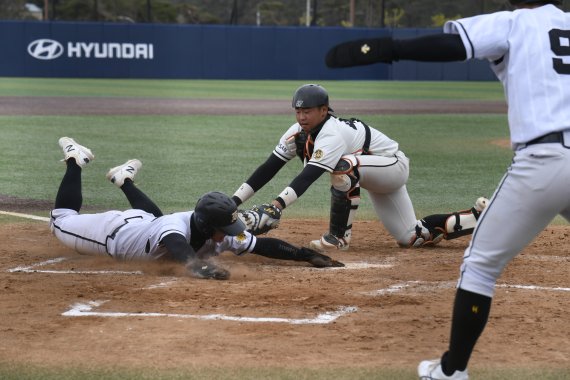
left=421, top=206, right=483, bottom=241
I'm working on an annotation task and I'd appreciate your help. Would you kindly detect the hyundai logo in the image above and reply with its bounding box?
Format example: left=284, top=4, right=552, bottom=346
left=27, top=39, right=64, bottom=60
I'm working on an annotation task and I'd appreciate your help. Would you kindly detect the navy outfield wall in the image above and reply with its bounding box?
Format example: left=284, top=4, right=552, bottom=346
left=0, top=20, right=495, bottom=80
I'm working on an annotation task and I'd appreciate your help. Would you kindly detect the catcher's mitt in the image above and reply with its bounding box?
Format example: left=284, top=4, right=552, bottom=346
left=239, top=203, right=282, bottom=235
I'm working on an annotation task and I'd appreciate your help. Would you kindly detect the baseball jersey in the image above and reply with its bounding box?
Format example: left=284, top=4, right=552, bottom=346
left=273, top=115, right=399, bottom=172
left=50, top=208, right=256, bottom=261
left=444, top=4, right=570, bottom=145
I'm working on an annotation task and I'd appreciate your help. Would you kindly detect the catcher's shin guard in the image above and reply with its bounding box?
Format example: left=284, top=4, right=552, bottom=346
left=309, top=157, right=361, bottom=252
left=316, top=156, right=361, bottom=251
left=419, top=197, right=489, bottom=243
left=330, top=157, right=361, bottom=238
left=329, top=187, right=359, bottom=240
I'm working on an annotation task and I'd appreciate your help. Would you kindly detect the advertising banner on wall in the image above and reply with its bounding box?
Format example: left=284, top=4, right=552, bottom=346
left=0, top=21, right=492, bottom=80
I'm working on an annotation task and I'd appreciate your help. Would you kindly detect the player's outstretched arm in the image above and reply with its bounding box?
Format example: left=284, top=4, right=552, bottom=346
left=252, top=237, right=344, bottom=268
left=233, top=154, right=287, bottom=206
left=161, top=233, right=230, bottom=280
left=326, top=34, right=467, bottom=68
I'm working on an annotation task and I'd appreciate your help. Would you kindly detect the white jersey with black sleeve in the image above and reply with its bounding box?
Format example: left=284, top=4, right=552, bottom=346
left=444, top=4, right=570, bottom=146
left=442, top=5, right=570, bottom=298
left=50, top=208, right=257, bottom=261
left=270, top=115, right=416, bottom=247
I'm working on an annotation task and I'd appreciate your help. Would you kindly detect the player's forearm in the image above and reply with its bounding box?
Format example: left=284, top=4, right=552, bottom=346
left=253, top=238, right=342, bottom=268
left=326, top=34, right=466, bottom=68
left=160, top=233, right=197, bottom=262
left=274, top=165, right=325, bottom=209
left=252, top=237, right=305, bottom=261
left=233, top=154, right=286, bottom=205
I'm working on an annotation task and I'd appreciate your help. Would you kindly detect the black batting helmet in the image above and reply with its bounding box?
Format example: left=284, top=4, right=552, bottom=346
left=509, top=0, right=561, bottom=5
left=292, top=84, right=334, bottom=112
left=194, top=191, right=245, bottom=236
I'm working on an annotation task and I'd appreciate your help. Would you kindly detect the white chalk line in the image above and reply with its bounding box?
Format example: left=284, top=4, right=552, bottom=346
left=7, top=257, right=387, bottom=278
left=365, top=281, right=570, bottom=296
left=62, top=300, right=358, bottom=324
left=0, top=210, right=50, bottom=222
left=263, top=262, right=393, bottom=271
left=143, top=262, right=393, bottom=289
left=364, top=281, right=455, bottom=296
left=7, top=257, right=143, bottom=275
left=144, top=278, right=179, bottom=289
left=9, top=257, right=568, bottom=294
left=518, top=254, right=569, bottom=263
left=497, top=284, right=570, bottom=292
left=331, top=262, right=393, bottom=270
left=140, top=263, right=392, bottom=289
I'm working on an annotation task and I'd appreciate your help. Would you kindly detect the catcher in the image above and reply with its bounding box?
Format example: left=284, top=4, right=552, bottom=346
left=232, top=84, right=487, bottom=250
left=50, top=137, right=343, bottom=281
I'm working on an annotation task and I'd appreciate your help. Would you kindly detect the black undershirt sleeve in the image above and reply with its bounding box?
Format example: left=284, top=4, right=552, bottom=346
left=253, top=237, right=313, bottom=261
left=245, top=153, right=287, bottom=191
left=288, top=164, right=326, bottom=198
left=394, top=34, right=467, bottom=62
left=160, top=233, right=197, bottom=262
left=326, top=33, right=467, bottom=68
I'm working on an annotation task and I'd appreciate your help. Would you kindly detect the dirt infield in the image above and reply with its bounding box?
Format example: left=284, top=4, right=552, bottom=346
left=0, top=219, right=568, bottom=372
left=0, top=96, right=568, bottom=374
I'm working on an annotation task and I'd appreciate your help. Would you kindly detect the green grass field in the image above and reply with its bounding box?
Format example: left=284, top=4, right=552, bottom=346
left=0, top=78, right=567, bottom=379
left=0, top=78, right=512, bottom=220
left=0, top=77, right=505, bottom=100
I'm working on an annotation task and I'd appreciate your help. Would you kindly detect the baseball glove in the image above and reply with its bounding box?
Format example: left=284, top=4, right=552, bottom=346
left=299, top=247, right=345, bottom=268
left=186, top=259, right=229, bottom=280
left=239, top=203, right=282, bottom=235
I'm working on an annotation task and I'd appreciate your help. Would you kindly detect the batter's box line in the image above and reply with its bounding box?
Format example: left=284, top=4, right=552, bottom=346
left=7, top=257, right=143, bottom=275
left=365, top=281, right=570, bottom=296
left=62, top=300, right=358, bottom=325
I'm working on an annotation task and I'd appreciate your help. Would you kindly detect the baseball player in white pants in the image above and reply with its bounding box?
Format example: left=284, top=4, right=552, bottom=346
left=51, top=137, right=343, bottom=280
left=326, top=0, right=570, bottom=379
left=232, top=84, right=487, bottom=251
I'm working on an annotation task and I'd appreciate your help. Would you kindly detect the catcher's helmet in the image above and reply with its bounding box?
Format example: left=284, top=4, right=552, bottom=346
left=292, top=84, right=334, bottom=111
left=509, top=0, right=561, bottom=5
left=194, top=191, right=245, bottom=236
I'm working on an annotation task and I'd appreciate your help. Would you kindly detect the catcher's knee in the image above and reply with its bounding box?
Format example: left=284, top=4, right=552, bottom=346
left=331, top=155, right=359, bottom=193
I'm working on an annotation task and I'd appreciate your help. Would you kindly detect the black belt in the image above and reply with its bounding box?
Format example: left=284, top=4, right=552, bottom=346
left=526, top=132, right=563, bottom=145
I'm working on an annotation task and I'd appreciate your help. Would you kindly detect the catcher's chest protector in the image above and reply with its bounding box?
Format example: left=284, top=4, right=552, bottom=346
left=294, top=130, right=310, bottom=161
